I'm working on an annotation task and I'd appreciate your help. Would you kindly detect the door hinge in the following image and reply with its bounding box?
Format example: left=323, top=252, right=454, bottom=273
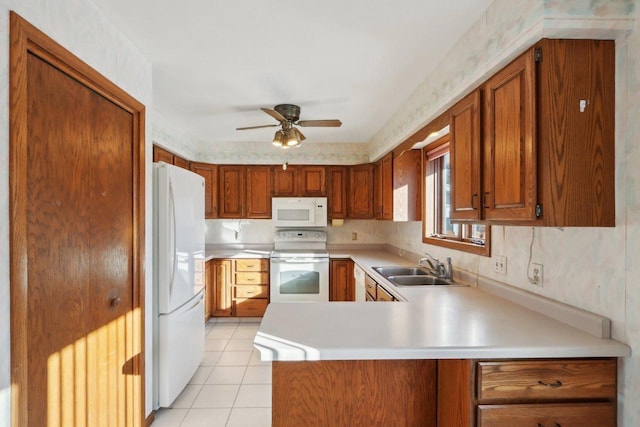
left=534, top=47, right=542, bottom=63
left=535, top=204, right=542, bottom=218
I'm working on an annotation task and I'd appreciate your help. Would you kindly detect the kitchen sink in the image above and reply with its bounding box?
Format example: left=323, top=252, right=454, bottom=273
left=387, top=275, right=451, bottom=286
left=372, top=266, right=431, bottom=277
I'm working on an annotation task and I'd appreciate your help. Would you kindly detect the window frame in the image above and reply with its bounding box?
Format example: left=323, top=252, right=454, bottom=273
left=422, top=135, right=491, bottom=256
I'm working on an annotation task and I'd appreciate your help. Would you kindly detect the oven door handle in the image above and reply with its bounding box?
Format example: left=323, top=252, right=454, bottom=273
left=271, top=258, right=329, bottom=264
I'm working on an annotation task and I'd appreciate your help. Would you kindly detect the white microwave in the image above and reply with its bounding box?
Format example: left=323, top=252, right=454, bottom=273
left=272, top=197, right=327, bottom=228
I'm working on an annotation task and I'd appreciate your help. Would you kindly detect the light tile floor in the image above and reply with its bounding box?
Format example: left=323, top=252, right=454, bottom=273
left=153, top=319, right=272, bottom=427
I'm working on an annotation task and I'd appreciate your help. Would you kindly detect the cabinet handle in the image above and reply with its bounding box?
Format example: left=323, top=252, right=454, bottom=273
left=482, top=192, right=490, bottom=208
left=537, top=380, right=562, bottom=388
left=471, top=193, right=478, bottom=209
left=538, top=424, right=561, bottom=427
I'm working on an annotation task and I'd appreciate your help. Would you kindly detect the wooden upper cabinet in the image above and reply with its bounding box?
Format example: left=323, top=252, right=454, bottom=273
left=273, top=165, right=326, bottom=197
left=273, top=166, right=298, bottom=196
left=218, top=165, right=245, bottom=218
left=392, top=149, right=421, bottom=221
left=448, top=39, right=614, bottom=227
left=327, top=166, right=348, bottom=219
left=190, top=162, right=218, bottom=219
left=373, top=153, right=393, bottom=220
left=483, top=49, right=536, bottom=221
left=535, top=39, right=614, bottom=226
left=348, top=163, right=374, bottom=219
left=153, top=145, right=174, bottom=164
left=299, top=166, right=326, bottom=196
left=246, top=165, right=272, bottom=218
left=373, top=160, right=383, bottom=218
left=450, top=90, right=482, bottom=221
left=153, top=144, right=189, bottom=169
left=374, top=151, right=420, bottom=221
left=172, top=156, right=189, bottom=169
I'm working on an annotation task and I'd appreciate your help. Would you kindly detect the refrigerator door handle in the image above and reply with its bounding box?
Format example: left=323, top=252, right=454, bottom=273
left=169, top=179, right=177, bottom=297
left=185, top=292, right=204, bottom=312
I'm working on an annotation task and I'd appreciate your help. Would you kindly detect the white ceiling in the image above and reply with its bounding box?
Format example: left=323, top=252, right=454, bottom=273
left=92, top=0, right=494, bottom=145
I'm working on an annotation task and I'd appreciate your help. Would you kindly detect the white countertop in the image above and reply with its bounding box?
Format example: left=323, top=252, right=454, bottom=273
left=254, top=250, right=631, bottom=361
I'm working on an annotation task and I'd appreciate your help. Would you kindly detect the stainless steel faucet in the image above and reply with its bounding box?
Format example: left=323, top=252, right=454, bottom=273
left=419, top=253, right=453, bottom=281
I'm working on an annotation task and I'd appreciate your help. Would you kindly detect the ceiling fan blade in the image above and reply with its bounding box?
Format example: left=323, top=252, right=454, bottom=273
left=235, top=124, right=279, bottom=130
left=297, top=119, right=342, bottom=127
left=261, top=108, right=287, bottom=123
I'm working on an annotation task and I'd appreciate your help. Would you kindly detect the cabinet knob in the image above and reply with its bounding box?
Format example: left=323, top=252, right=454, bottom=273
left=110, top=296, right=121, bottom=308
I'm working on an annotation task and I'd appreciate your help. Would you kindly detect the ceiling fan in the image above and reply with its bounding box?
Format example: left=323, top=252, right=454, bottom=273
left=236, top=104, right=342, bottom=148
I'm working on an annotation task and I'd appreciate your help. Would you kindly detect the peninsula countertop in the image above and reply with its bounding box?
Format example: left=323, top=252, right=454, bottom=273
left=254, top=250, right=631, bottom=361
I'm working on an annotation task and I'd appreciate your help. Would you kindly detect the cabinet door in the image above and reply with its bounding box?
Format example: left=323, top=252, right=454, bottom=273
left=450, top=90, right=482, bottom=221
left=173, top=155, right=189, bottom=169
left=300, top=166, right=326, bottom=196
left=381, top=153, right=393, bottom=220
left=218, top=165, right=245, bottom=218
left=483, top=50, right=536, bottom=221
left=373, top=160, right=383, bottom=219
left=153, top=145, right=174, bottom=164
left=273, top=166, right=298, bottom=196
left=392, top=150, right=421, bottom=221
left=327, top=166, right=348, bottom=219
left=348, top=164, right=374, bottom=219
left=329, top=259, right=354, bottom=302
left=204, top=260, right=212, bottom=320
left=246, top=165, right=272, bottom=218
left=212, top=260, right=233, bottom=317
left=190, top=162, right=218, bottom=219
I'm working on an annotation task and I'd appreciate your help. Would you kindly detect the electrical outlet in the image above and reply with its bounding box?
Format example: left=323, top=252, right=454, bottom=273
left=351, top=232, right=358, bottom=241
left=529, top=263, right=544, bottom=287
left=493, top=255, right=507, bottom=274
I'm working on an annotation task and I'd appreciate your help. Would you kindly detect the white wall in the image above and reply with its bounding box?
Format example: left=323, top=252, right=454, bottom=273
left=0, top=0, right=154, bottom=424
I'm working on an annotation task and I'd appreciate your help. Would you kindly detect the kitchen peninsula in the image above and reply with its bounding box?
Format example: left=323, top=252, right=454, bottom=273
left=254, top=250, right=630, bottom=426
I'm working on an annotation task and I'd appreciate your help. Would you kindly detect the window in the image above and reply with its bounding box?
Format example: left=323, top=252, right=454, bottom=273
left=422, top=136, right=490, bottom=256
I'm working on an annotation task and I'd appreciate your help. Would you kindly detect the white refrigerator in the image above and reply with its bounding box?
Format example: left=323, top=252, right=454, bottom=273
left=153, top=162, right=205, bottom=408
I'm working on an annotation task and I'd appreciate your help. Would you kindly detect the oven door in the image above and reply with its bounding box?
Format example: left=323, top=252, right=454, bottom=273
left=270, top=256, right=329, bottom=302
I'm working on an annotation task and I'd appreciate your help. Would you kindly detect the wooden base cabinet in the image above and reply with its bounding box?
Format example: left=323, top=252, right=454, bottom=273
left=438, top=358, right=617, bottom=427
left=211, top=259, right=233, bottom=317
left=211, top=258, right=270, bottom=318
left=233, top=258, right=269, bottom=317
left=329, top=259, right=354, bottom=301
left=273, top=360, right=436, bottom=427
left=478, top=403, right=615, bottom=427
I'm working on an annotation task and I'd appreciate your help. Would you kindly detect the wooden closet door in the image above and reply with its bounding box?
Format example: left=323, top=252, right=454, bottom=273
left=11, top=13, right=144, bottom=427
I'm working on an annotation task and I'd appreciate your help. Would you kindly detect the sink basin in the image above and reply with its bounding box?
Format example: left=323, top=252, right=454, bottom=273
left=373, top=266, right=431, bottom=277
left=387, top=275, right=451, bottom=286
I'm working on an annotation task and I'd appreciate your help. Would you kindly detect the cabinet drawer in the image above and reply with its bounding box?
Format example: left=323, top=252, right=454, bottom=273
left=364, top=275, right=377, bottom=299
left=235, top=272, right=269, bottom=285
left=478, top=402, right=615, bottom=427
left=235, top=259, right=268, bottom=272
left=235, top=285, right=269, bottom=299
left=376, top=285, right=394, bottom=302
left=477, top=359, right=616, bottom=402
left=234, top=298, right=268, bottom=317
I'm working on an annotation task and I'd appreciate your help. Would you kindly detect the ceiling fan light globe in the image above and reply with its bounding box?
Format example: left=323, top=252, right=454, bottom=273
left=273, top=130, right=285, bottom=147
left=285, top=128, right=301, bottom=147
